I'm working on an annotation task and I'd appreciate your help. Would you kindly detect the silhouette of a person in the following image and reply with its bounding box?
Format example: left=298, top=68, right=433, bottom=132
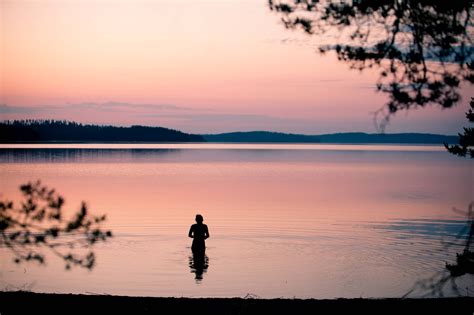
left=188, top=214, right=209, bottom=254
left=188, top=214, right=210, bottom=282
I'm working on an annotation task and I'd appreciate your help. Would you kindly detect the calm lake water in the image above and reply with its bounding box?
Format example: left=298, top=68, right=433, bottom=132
left=0, top=144, right=472, bottom=298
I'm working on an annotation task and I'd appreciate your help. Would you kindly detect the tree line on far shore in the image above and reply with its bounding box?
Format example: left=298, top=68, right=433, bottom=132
left=0, top=120, right=204, bottom=143
left=0, top=119, right=462, bottom=144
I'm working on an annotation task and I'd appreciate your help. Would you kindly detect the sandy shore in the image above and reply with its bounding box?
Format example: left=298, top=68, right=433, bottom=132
left=1, top=291, right=473, bottom=314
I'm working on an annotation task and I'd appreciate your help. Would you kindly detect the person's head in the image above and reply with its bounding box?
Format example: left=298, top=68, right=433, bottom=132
left=195, top=214, right=204, bottom=223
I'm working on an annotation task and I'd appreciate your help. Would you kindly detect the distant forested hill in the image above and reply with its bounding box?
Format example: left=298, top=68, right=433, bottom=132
left=1, top=121, right=458, bottom=144
left=203, top=131, right=321, bottom=143
left=0, top=120, right=204, bottom=143
left=203, top=131, right=458, bottom=144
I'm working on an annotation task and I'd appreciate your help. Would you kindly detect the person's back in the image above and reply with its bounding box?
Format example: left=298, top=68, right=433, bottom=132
left=188, top=214, right=209, bottom=254
left=190, top=223, right=208, bottom=241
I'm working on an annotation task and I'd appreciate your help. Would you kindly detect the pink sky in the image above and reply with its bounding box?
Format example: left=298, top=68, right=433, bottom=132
left=1, top=0, right=472, bottom=134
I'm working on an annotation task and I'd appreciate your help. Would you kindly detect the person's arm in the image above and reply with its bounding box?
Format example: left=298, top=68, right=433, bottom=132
left=188, top=225, right=194, bottom=238
left=204, top=225, right=210, bottom=239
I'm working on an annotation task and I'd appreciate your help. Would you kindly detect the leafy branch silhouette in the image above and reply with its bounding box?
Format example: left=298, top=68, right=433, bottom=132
left=269, top=0, right=473, bottom=130
left=445, top=97, right=474, bottom=158
left=0, top=181, right=112, bottom=270
left=403, top=202, right=473, bottom=297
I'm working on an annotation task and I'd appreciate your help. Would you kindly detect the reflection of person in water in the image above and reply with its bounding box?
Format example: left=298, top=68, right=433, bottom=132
left=189, top=253, right=209, bottom=282
left=188, top=214, right=209, bottom=254
left=188, top=214, right=210, bottom=282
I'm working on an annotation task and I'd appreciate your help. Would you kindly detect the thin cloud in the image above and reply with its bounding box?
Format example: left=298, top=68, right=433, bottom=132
left=139, top=112, right=325, bottom=134
left=0, top=104, right=46, bottom=114
left=0, top=102, right=191, bottom=115
left=71, top=102, right=189, bottom=111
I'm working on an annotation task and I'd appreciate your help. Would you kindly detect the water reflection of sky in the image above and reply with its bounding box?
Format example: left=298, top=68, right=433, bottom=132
left=0, top=144, right=466, bottom=166
left=0, top=144, right=472, bottom=298
left=366, top=219, right=469, bottom=240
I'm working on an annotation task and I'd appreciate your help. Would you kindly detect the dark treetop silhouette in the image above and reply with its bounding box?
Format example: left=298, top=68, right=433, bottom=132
left=445, top=97, right=474, bottom=158
left=426, top=98, right=474, bottom=295
left=0, top=181, right=112, bottom=270
left=0, top=120, right=204, bottom=143
left=269, top=0, right=473, bottom=129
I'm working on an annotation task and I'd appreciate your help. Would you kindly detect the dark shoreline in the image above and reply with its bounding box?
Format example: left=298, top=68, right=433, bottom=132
left=1, top=291, right=473, bottom=314
left=0, top=119, right=459, bottom=145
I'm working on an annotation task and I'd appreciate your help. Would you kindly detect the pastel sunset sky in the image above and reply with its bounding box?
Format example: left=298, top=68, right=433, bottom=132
left=1, top=0, right=472, bottom=134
